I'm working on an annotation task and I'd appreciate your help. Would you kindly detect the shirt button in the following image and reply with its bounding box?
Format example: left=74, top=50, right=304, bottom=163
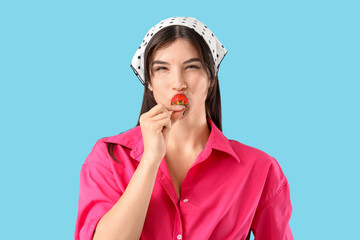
left=177, top=234, right=182, bottom=239
left=183, top=199, right=189, bottom=202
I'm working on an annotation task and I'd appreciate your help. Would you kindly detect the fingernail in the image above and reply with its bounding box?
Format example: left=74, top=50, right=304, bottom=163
left=175, top=105, right=186, bottom=108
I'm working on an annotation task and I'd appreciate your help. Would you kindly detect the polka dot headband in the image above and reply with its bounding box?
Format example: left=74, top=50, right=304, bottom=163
left=130, top=16, right=228, bottom=86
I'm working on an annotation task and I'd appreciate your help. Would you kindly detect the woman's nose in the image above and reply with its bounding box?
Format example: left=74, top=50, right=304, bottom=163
left=172, top=70, right=186, bottom=90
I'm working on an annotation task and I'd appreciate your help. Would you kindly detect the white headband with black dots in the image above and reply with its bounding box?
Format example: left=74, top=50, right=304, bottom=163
left=130, top=16, right=227, bottom=86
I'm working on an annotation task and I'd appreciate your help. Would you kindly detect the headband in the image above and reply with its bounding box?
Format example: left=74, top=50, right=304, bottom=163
left=130, top=16, right=227, bottom=86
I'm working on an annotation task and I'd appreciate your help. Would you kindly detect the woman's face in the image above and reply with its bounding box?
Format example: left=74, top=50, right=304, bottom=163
left=148, top=38, right=211, bottom=119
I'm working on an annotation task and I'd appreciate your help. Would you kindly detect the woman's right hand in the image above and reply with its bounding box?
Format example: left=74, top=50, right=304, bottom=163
left=139, top=104, right=185, bottom=165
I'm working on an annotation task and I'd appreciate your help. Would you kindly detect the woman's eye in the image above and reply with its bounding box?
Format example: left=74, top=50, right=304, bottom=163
left=187, top=65, right=200, bottom=69
left=156, top=66, right=167, bottom=71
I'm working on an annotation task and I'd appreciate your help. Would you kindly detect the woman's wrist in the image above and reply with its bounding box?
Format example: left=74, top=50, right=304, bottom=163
left=141, top=152, right=163, bottom=168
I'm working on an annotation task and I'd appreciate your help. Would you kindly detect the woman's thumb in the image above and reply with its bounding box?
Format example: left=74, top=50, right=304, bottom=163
left=170, top=107, right=185, bottom=126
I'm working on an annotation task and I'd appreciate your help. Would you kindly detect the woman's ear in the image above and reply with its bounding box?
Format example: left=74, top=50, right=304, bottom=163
left=147, top=82, right=153, bottom=91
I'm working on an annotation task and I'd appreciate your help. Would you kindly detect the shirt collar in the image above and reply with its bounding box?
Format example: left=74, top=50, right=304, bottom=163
left=103, top=118, right=240, bottom=163
left=207, top=118, right=241, bottom=163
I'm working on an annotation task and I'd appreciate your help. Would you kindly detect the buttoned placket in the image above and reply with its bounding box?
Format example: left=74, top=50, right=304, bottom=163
left=155, top=146, right=212, bottom=240
left=156, top=158, right=184, bottom=239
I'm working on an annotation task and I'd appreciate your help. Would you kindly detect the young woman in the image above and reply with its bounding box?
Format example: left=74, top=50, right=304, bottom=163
left=75, top=17, right=294, bottom=240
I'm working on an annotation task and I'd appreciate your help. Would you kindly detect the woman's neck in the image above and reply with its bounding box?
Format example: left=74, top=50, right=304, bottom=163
left=167, top=115, right=210, bottom=154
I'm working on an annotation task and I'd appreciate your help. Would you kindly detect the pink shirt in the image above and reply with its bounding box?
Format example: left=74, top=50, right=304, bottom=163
left=75, top=118, right=293, bottom=240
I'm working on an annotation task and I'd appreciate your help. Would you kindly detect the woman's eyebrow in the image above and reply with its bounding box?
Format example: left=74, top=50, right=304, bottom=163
left=152, top=60, right=169, bottom=66
left=152, top=58, right=201, bottom=66
left=183, top=58, right=201, bottom=64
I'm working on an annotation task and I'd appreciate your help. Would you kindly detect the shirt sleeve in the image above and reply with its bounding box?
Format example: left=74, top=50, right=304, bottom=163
left=74, top=140, right=122, bottom=240
left=251, top=157, right=294, bottom=240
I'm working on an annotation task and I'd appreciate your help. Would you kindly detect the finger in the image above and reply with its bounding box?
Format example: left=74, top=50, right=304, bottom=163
left=161, top=117, right=172, bottom=142
left=152, top=111, right=171, bottom=121
left=166, top=105, right=186, bottom=112
left=147, top=104, right=185, bottom=118
left=147, top=104, right=168, bottom=117
left=155, top=118, right=171, bottom=132
left=170, top=108, right=185, bottom=126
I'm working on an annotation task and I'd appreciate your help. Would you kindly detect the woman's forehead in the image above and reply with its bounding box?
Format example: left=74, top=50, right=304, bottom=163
left=151, top=38, right=200, bottom=62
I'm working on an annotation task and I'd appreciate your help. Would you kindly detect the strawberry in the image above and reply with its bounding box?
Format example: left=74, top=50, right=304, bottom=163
left=171, top=94, right=189, bottom=115
left=171, top=94, right=189, bottom=109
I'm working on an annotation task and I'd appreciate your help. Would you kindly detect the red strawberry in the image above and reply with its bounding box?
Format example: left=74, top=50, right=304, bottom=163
left=171, top=94, right=189, bottom=109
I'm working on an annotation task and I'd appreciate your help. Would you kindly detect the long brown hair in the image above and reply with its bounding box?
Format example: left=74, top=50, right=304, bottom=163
left=136, top=25, right=223, bottom=131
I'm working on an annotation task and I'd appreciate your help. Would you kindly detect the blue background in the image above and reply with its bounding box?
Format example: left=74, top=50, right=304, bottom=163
left=1, top=0, right=359, bottom=239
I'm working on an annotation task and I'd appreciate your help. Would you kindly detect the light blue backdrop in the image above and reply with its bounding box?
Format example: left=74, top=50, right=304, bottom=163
left=1, top=0, right=359, bottom=239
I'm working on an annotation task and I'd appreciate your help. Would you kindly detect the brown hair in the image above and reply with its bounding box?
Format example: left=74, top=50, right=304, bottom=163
left=136, top=25, right=223, bottom=131
left=108, top=25, right=223, bottom=163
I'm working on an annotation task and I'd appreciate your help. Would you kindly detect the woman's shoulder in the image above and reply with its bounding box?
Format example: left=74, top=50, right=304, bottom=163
left=228, top=139, right=275, bottom=164
left=83, top=125, right=142, bottom=168
left=227, top=139, right=286, bottom=181
left=100, top=125, right=142, bottom=148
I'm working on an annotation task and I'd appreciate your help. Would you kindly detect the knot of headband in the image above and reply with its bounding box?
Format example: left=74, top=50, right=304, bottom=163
left=130, top=16, right=228, bottom=86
